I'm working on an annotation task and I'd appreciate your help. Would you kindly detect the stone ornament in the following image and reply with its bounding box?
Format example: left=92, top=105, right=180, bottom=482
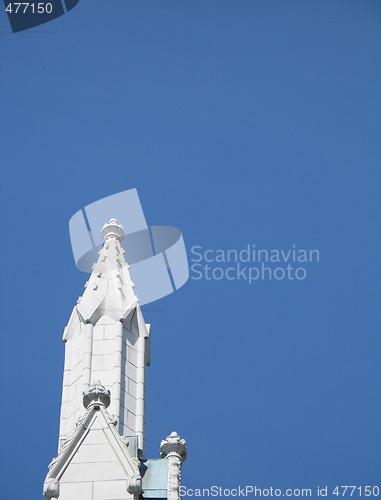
left=160, top=431, right=187, bottom=461
left=43, top=478, right=60, bottom=499
left=82, top=381, right=111, bottom=409
left=127, top=475, right=143, bottom=494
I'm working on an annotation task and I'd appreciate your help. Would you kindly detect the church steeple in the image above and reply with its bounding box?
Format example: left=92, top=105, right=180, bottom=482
left=44, top=218, right=186, bottom=500
left=59, top=218, right=150, bottom=454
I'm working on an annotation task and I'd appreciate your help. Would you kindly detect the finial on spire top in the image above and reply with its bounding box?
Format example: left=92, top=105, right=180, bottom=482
left=101, top=218, right=125, bottom=242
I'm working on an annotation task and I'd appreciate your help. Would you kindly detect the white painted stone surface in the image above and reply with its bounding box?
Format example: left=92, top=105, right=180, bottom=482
left=45, top=383, right=142, bottom=500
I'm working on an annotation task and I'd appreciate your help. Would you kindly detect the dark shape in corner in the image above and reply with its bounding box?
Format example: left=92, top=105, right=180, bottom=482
left=4, top=0, right=79, bottom=33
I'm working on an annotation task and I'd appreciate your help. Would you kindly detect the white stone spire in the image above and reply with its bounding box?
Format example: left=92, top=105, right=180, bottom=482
left=59, top=219, right=150, bottom=454
left=45, top=217, right=187, bottom=500
left=73, top=218, right=138, bottom=325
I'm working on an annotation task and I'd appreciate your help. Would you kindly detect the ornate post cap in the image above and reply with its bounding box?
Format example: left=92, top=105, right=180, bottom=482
left=160, top=431, right=187, bottom=461
left=83, top=381, right=111, bottom=409
left=101, top=218, right=125, bottom=242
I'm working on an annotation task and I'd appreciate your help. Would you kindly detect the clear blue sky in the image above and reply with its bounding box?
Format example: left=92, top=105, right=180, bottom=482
left=0, top=1, right=380, bottom=498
